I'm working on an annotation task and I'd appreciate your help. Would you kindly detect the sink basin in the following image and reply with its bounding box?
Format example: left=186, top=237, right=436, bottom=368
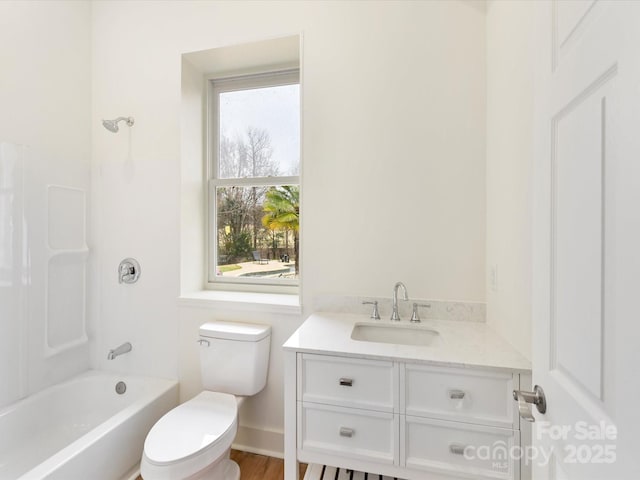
left=351, top=323, right=441, bottom=347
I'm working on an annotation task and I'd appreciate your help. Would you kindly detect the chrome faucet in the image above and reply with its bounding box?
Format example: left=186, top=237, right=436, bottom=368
left=391, top=282, right=408, bottom=321
left=107, top=342, right=132, bottom=360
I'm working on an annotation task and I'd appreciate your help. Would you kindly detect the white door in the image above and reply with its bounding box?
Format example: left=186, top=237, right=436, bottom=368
left=532, top=1, right=640, bottom=479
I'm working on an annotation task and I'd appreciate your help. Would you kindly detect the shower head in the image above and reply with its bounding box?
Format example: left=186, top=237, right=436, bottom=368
left=102, top=116, right=134, bottom=133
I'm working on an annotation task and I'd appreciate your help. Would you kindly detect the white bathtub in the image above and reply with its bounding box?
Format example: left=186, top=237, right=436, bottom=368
left=0, top=370, right=178, bottom=480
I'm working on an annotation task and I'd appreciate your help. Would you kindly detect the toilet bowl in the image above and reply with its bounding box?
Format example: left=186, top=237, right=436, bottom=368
left=141, top=321, right=271, bottom=480
left=141, top=392, right=239, bottom=480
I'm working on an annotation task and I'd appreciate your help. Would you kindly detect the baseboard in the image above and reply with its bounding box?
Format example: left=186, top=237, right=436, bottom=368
left=232, top=424, right=284, bottom=459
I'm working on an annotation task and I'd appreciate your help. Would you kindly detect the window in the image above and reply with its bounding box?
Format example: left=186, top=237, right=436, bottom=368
left=208, top=70, right=300, bottom=290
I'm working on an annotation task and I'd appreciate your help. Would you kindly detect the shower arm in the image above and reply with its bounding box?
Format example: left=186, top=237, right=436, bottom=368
left=113, top=117, right=134, bottom=127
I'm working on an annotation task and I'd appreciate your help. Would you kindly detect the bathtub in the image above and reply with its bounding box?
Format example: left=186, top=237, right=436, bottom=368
left=0, top=370, right=178, bottom=480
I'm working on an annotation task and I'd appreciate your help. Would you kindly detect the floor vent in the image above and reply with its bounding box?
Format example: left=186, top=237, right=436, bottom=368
left=303, top=463, right=404, bottom=480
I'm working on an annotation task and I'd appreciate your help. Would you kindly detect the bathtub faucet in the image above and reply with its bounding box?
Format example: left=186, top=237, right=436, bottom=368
left=107, top=342, right=132, bottom=360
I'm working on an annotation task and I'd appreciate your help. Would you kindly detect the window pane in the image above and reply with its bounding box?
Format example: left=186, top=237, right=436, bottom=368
left=216, top=185, right=299, bottom=280
left=218, top=84, right=300, bottom=178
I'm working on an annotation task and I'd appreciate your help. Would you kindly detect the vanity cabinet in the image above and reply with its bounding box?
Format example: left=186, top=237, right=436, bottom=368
left=401, top=363, right=520, bottom=479
left=293, top=353, right=525, bottom=480
left=402, top=364, right=516, bottom=428
left=298, top=354, right=400, bottom=465
left=299, top=354, right=398, bottom=412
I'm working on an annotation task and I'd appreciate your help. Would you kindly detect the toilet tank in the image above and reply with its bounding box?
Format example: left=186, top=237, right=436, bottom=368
left=199, top=321, right=271, bottom=396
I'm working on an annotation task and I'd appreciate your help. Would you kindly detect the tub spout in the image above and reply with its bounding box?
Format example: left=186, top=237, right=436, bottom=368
left=108, top=342, right=132, bottom=360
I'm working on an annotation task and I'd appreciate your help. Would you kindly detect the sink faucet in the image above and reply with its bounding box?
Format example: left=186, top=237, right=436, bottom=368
left=107, top=342, right=132, bottom=360
left=391, top=282, right=408, bottom=321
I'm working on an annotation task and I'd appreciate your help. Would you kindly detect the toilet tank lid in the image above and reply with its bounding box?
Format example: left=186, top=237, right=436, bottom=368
left=199, top=321, right=271, bottom=341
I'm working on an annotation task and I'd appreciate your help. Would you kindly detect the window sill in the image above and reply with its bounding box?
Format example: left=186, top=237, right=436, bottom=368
left=178, top=290, right=301, bottom=315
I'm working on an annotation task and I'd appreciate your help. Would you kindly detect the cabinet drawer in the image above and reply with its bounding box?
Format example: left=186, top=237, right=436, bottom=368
left=403, top=364, right=515, bottom=428
left=299, top=354, right=398, bottom=412
left=403, top=416, right=518, bottom=480
left=299, top=402, right=399, bottom=465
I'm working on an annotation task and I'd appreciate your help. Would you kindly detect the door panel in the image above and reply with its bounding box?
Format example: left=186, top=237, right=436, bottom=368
left=533, top=1, right=640, bottom=478
left=554, top=0, right=597, bottom=68
left=551, top=73, right=614, bottom=401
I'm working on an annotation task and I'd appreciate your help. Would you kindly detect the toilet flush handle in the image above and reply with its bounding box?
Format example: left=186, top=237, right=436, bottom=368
left=197, top=339, right=210, bottom=347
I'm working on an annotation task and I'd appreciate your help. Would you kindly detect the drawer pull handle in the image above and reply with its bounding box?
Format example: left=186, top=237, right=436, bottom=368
left=339, top=378, right=353, bottom=387
left=449, top=443, right=467, bottom=456
left=339, top=427, right=355, bottom=438
left=449, top=389, right=466, bottom=400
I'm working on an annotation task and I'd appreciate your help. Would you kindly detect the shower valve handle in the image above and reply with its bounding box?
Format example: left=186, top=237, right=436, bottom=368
left=118, top=258, right=141, bottom=284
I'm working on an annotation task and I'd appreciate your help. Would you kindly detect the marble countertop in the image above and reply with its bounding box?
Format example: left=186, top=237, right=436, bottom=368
left=283, top=312, right=531, bottom=373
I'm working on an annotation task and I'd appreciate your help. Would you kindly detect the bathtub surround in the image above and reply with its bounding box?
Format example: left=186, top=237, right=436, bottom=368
left=0, top=1, right=92, bottom=411
left=0, top=129, right=91, bottom=409
left=0, top=142, right=26, bottom=409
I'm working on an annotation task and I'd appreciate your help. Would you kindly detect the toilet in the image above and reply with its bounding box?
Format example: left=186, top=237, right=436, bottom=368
left=141, top=321, right=271, bottom=480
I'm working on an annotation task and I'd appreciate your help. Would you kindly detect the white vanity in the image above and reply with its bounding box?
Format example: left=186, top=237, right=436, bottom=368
left=283, top=313, right=531, bottom=480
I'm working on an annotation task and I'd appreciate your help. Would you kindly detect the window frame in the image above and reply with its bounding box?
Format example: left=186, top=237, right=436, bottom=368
left=206, top=69, right=300, bottom=292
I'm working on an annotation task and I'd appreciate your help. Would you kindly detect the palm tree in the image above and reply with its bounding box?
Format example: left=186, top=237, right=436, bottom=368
left=262, top=186, right=300, bottom=275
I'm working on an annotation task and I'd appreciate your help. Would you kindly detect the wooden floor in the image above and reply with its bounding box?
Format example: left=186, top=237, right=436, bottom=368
left=231, top=449, right=308, bottom=479
left=137, top=450, right=307, bottom=479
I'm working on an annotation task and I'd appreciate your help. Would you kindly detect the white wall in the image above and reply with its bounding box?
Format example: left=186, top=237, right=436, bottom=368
left=486, top=0, right=534, bottom=359
left=0, top=1, right=91, bottom=164
left=301, top=2, right=486, bottom=304
left=91, top=0, right=486, bottom=455
left=0, top=1, right=92, bottom=408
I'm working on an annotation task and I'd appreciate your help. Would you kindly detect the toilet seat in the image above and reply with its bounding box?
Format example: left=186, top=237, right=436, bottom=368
left=141, top=391, right=237, bottom=478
